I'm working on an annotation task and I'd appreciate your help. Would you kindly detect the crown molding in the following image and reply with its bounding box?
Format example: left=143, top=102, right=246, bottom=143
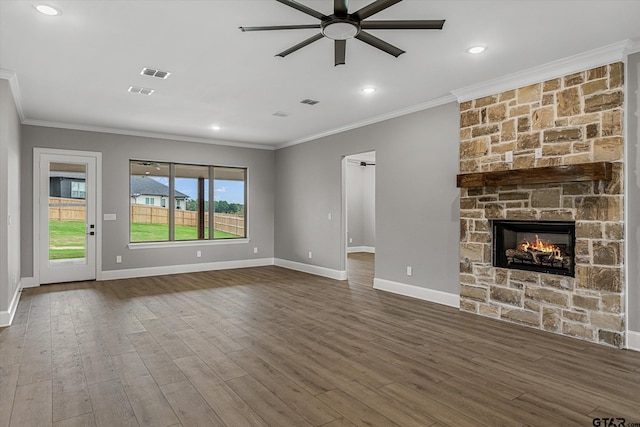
left=21, top=119, right=275, bottom=150
left=452, top=40, right=632, bottom=102
left=276, top=94, right=457, bottom=150
left=0, top=69, right=26, bottom=122
left=627, top=40, right=640, bottom=55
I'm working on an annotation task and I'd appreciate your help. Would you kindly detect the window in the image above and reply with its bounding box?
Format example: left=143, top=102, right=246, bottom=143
left=129, top=160, right=247, bottom=243
left=70, top=181, right=86, bottom=199
left=214, top=167, right=246, bottom=238
left=130, top=162, right=170, bottom=243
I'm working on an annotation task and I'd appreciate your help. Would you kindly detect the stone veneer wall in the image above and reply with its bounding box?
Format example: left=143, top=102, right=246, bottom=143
left=458, top=63, right=625, bottom=347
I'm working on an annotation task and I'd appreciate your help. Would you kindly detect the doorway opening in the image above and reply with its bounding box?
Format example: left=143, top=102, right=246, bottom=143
left=344, top=151, right=375, bottom=284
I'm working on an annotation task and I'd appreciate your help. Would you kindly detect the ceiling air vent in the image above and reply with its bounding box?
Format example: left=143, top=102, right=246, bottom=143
left=128, top=86, right=155, bottom=95
left=300, top=99, right=319, bottom=105
left=141, top=67, right=171, bottom=79
left=272, top=111, right=290, bottom=117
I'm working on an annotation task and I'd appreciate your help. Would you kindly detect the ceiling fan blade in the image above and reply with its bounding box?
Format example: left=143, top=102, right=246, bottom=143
left=334, top=0, right=349, bottom=16
left=355, top=31, right=405, bottom=57
left=335, top=40, right=346, bottom=66
left=353, top=0, right=402, bottom=20
left=276, top=33, right=324, bottom=57
left=240, top=24, right=321, bottom=32
left=276, top=0, right=327, bottom=20
left=361, top=20, right=445, bottom=30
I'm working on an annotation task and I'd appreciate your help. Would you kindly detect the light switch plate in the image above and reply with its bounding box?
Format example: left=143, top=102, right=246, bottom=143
left=505, top=151, right=513, bottom=162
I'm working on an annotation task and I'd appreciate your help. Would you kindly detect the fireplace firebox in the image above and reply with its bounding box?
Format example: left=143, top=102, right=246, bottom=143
left=493, top=220, right=575, bottom=277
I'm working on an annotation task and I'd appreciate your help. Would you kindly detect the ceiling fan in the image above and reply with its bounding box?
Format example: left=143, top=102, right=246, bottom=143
left=239, top=0, right=445, bottom=66
left=347, top=159, right=375, bottom=166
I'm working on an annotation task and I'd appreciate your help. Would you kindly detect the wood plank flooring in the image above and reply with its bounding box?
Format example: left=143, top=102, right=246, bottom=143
left=2, top=252, right=640, bottom=426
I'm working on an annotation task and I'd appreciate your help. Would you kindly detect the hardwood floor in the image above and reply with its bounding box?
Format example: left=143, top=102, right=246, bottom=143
left=1, top=252, right=639, bottom=426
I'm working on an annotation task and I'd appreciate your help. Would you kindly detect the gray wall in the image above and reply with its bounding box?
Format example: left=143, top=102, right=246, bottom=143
left=0, top=79, right=21, bottom=313
left=346, top=162, right=364, bottom=248
left=362, top=164, right=375, bottom=248
left=629, top=52, right=640, bottom=333
left=347, top=162, right=375, bottom=249
left=274, top=102, right=460, bottom=294
left=20, top=126, right=275, bottom=277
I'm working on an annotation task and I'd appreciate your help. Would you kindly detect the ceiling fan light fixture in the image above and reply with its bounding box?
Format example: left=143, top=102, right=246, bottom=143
left=467, top=45, right=487, bottom=54
left=322, top=21, right=359, bottom=40
left=34, top=4, right=60, bottom=16
left=240, top=0, right=445, bottom=64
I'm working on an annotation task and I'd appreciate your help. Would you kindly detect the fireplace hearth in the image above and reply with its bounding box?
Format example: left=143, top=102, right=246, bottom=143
left=493, top=220, right=575, bottom=277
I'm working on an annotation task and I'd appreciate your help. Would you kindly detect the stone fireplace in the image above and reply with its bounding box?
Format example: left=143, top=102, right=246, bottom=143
left=458, top=62, right=625, bottom=347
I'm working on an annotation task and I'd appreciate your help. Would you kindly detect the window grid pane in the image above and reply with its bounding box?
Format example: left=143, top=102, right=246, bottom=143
left=130, top=161, right=170, bottom=243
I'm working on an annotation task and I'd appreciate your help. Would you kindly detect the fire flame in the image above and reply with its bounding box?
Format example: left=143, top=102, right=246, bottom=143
left=520, top=235, right=563, bottom=260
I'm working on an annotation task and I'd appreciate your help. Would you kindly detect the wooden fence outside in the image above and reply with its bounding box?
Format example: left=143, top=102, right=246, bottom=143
left=49, top=197, right=244, bottom=236
left=130, top=205, right=244, bottom=236
left=49, top=197, right=86, bottom=221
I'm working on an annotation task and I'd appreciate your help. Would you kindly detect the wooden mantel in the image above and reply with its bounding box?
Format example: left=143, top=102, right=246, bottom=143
left=456, top=162, right=613, bottom=188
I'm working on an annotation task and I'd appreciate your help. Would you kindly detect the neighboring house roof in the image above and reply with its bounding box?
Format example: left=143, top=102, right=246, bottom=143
left=130, top=176, right=188, bottom=199
left=50, top=172, right=86, bottom=180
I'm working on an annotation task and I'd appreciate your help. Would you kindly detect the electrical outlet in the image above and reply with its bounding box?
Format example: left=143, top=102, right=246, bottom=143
left=308, top=251, right=313, bottom=259
left=349, top=238, right=353, bottom=243
left=196, top=250, right=202, bottom=258
left=253, top=247, right=258, bottom=254
left=406, top=266, right=413, bottom=276
left=505, top=151, right=513, bottom=162
left=535, top=147, right=542, bottom=159
left=116, top=255, right=122, bottom=264
left=328, top=213, right=332, bottom=220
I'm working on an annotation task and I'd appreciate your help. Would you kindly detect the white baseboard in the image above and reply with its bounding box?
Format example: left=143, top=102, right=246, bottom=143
left=21, top=277, right=38, bottom=288
left=101, top=258, right=275, bottom=281
left=347, top=246, right=375, bottom=254
left=274, top=258, right=347, bottom=281
left=373, top=277, right=460, bottom=308
left=0, top=281, right=23, bottom=327
left=627, top=330, right=640, bottom=352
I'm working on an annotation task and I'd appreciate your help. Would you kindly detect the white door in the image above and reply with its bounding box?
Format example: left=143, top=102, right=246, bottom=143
left=37, top=151, right=98, bottom=284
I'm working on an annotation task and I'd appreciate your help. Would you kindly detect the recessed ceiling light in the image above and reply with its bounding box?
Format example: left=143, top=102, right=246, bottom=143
left=467, top=45, right=486, bottom=54
left=34, top=4, right=60, bottom=16
left=211, top=125, right=221, bottom=131
left=362, top=87, right=376, bottom=94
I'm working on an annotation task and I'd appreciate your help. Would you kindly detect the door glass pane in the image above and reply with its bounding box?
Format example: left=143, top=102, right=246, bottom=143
left=174, top=164, right=210, bottom=241
left=130, top=161, right=170, bottom=242
left=214, top=167, right=246, bottom=239
left=49, top=162, right=87, bottom=266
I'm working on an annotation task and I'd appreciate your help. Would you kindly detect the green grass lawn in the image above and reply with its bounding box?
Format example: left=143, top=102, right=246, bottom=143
left=130, top=223, right=239, bottom=242
left=49, top=220, right=86, bottom=260
left=49, top=221, right=242, bottom=260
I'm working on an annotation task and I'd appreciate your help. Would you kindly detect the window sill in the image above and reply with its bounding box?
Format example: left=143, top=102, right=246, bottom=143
left=128, top=238, right=250, bottom=250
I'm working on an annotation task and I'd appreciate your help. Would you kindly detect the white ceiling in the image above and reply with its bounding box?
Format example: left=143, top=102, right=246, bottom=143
left=2, top=0, right=640, bottom=149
